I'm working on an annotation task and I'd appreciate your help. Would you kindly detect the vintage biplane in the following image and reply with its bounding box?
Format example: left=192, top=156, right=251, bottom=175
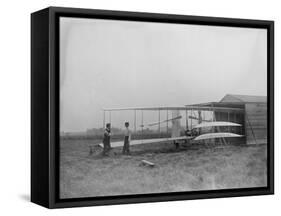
left=99, top=105, right=244, bottom=148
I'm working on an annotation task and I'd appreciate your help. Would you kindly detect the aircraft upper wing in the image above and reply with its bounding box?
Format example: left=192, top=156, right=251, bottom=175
left=103, top=106, right=243, bottom=112
left=103, top=106, right=186, bottom=111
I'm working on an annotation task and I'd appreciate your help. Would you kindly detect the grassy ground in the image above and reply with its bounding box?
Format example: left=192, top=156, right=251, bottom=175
left=60, top=139, right=267, bottom=198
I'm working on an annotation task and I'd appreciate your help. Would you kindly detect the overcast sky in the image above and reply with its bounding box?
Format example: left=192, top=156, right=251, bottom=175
left=60, top=17, right=267, bottom=132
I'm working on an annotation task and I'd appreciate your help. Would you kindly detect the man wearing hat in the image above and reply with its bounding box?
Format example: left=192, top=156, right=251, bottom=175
left=102, top=123, right=111, bottom=156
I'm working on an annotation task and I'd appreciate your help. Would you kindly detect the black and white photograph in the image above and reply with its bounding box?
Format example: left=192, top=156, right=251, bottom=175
left=59, top=17, right=268, bottom=199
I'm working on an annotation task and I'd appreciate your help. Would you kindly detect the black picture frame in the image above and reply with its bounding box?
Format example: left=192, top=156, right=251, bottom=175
left=31, top=6, right=274, bottom=209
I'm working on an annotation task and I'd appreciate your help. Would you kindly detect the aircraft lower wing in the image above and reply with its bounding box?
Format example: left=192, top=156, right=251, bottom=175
left=99, top=136, right=191, bottom=148
left=98, top=133, right=243, bottom=148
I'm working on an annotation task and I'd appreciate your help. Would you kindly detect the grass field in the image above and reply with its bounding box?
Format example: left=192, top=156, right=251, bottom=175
left=60, top=139, right=267, bottom=198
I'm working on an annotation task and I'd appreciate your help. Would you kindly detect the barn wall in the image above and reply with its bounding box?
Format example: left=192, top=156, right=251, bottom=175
left=245, top=103, right=267, bottom=144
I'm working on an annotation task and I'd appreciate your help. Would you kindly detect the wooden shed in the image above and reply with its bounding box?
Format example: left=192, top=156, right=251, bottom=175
left=219, top=94, right=267, bottom=145
left=189, top=94, right=267, bottom=145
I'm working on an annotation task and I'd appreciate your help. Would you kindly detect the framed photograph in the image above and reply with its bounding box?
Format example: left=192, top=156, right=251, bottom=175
left=31, top=7, right=274, bottom=208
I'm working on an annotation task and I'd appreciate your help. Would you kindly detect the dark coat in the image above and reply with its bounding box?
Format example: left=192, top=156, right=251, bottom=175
left=103, top=128, right=111, bottom=146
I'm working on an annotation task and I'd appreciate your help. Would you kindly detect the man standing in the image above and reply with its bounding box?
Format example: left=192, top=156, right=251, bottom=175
left=123, top=122, right=131, bottom=155
left=102, top=123, right=111, bottom=156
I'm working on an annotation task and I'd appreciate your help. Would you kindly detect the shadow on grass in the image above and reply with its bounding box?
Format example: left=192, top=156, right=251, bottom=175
left=19, top=194, right=30, bottom=202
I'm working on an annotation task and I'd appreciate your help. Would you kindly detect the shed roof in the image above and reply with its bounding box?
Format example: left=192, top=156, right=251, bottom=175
left=220, top=94, right=267, bottom=103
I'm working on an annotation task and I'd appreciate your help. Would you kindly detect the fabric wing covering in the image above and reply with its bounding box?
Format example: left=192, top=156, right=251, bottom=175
left=194, top=132, right=243, bottom=141
left=193, top=121, right=241, bottom=129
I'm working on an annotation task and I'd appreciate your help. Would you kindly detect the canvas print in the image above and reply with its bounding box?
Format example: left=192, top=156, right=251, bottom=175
left=59, top=17, right=267, bottom=199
